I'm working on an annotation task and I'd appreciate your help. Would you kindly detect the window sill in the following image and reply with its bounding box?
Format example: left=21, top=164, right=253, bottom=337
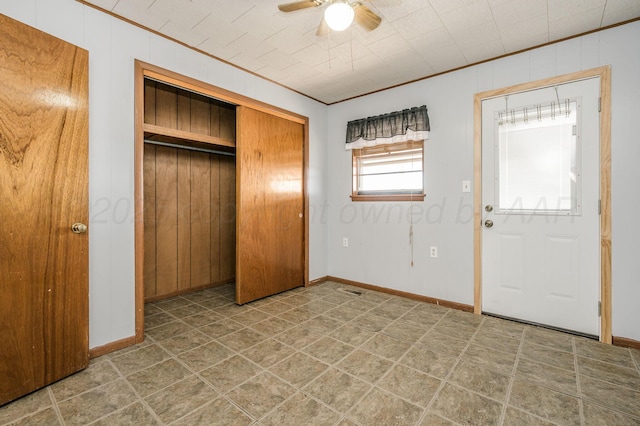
left=351, top=193, right=426, bottom=202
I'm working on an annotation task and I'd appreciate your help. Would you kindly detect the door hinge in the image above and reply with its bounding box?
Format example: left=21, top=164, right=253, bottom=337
left=598, top=301, right=602, bottom=317
left=598, top=97, right=601, bottom=112
left=598, top=200, right=601, bottom=215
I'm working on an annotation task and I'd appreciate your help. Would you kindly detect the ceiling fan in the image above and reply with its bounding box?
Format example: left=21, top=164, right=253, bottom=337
left=278, top=0, right=382, bottom=36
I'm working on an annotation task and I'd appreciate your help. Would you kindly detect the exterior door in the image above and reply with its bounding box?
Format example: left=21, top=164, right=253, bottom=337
left=236, top=107, right=304, bottom=304
left=481, top=77, right=600, bottom=336
left=0, top=15, right=89, bottom=405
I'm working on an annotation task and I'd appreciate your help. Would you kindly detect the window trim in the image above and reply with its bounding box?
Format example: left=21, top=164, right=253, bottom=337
left=351, top=140, right=426, bottom=202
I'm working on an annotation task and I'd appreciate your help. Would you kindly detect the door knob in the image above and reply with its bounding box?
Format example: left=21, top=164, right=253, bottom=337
left=484, top=220, right=494, bottom=228
left=71, top=223, right=88, bottom=234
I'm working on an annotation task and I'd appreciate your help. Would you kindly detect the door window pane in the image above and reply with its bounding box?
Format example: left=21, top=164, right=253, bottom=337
left=496, top=100, right=580, bottom=214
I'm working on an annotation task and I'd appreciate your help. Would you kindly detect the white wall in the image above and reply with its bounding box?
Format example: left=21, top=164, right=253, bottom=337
left=327, top=21, right=640, bottom=341
left=0, top=0, right=328, bottom=348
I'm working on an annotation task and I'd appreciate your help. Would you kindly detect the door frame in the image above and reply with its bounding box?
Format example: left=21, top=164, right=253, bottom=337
left=133, top=60, right=310, bottom=343
left=473, top=66, right=612, bottom=343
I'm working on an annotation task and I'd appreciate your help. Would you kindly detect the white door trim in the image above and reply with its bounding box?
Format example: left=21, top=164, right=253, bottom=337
left=473, top=66, right=612, bottom=343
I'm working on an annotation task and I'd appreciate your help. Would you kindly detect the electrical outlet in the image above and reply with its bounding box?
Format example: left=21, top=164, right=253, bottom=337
left=342, top=237, right=349, bottom=247
left=430, top=246, right=438, bottom=258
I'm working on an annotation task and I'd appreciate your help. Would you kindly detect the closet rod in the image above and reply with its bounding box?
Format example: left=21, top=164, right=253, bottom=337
left=144, top=139, right=236, bottom=157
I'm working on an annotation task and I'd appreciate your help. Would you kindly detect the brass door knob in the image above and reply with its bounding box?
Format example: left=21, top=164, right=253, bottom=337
left=484, top=219, right=494, bottom=228
left=71, top=223, right=88, bottom=234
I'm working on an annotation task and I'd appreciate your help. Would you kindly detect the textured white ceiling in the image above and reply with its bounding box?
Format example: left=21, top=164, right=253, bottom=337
left=82, top=0, right=640, bottom=104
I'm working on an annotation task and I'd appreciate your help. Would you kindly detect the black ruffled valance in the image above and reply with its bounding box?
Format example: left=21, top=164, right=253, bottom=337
left=345, top=105, right=430, bottom=150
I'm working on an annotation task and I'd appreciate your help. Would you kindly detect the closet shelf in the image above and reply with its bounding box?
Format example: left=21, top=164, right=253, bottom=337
left=143, top=123, right=235, bottom=151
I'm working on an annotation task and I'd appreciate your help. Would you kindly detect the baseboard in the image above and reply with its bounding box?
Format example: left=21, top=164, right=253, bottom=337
left=308, top=276, right=329, bottom=287
left=89, top=335, right=137, bottom=359
left=612, top=336, right=640, bottom=350
left=326, top=276, right=474, bottom=313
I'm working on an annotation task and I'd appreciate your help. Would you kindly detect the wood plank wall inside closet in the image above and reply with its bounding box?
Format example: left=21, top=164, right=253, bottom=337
left=143, top=145, right=236, bottom=300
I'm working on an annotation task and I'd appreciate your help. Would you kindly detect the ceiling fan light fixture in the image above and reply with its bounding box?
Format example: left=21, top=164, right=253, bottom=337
left=324, top=1, right=354, bottom=31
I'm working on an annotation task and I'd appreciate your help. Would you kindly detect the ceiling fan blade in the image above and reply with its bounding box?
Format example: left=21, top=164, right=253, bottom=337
left=278, top=0, right=320, bottom=12
left=316, top=16, right=329, bottom=36
left=353, top=3, right=382, bottom=31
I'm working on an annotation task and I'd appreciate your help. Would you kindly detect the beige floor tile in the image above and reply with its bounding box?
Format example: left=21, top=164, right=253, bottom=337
left=241, top=339, right=296, bottom=369
left=250, top=317, right=293, bottom=336
left=448, top=360, right=510, bottom=402
left=348, top=387, right=423, bottom=426
left=171, top=397, right=253, bottom=426
left=144, top=320, right=193, bottom=341
left=227, top=372, right=295, bottom=419
left=502, top=406, right=555, bottom=425
left=254, top=301, right=293, bottom=316
left=269, top=352, right=329, bottom=387
left=110, top=344, right=171, bottom=376
left=519, top=341, right=576, bottom=371
left=360, top=333, right=411, bottom=361
left=523, top=326, right=574, bottom=353
left=509, top=378, right=581, bottom=424
left=329, top=323, right=377, bottom=346
left=335, top=349, right=394, bottom=383
left=179, top=310, right=224, bottom=328
left=377, top=364, right=441, bottom=408
left=144, top=375, right=218, bottom=423
left=303, top=368, right=371, bottom=413
left=432, top=320, right=478, bottom=341
left=382, top=320, right=428, bottom=344
left=125, top=359, right=191, bottom=397
left=144, top=311, right=177, bottom=329
left=400, top=346, right=457, bottom=379
left=302, top=337, right=356, bottom=364
left=580, top=375, right=640, bottom=418
left=444, top=309, right=484, bottom=328
left=461, top=343, right=516, bottom=375
left=575, top=337, right=637, bottom=368
left=325, top=305, right=362, bottom=322
left=50, top=360, right=120, bottom=401
left=0, top=388, right=53, bottom=425
left=200, top=355, right=263, bottom=393
left=261, top=392, right=340, bottom=426
left=479, top=316, right=526, bottom=339
left=416, top=330, right=468, bottom=357
left=57, top=379, right=137, bottom=425
left=169, top=303, right=208, bottom=318
left=368, top=303, right=407, bottom=321
left=273, top=325, right=323, bottom=349
left=577, top=355, right=640, bottom=390
left=430, top=383, right=503, bottom=426
left=472, top=328, right=521, bottom=354
left=303, top=315, right=344, bottom=334
left=217, top=328, right=267, bottom=352
left=7, top=406, right=61, bottom=425
left=158, top=329, right=211, bottom=355
left=582, top=401, right=640, bottom=425
left=198, top=319, right=244, bottom=338
left=91, top=402, right=159, bottom=426
left=229, top=309, right=271, bottom=326
left=177, top=341, right=235, bottom=372
left=418, top=412, right=457, bottom=425
left=515, top=357, right=578, bottom=396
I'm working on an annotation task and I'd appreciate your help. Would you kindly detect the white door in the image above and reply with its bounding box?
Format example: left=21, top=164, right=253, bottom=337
left=481, top=77, right=600, bottom=336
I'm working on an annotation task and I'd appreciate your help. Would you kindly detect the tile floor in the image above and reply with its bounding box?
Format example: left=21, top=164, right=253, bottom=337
left=2, top=281, right=640, bottom=425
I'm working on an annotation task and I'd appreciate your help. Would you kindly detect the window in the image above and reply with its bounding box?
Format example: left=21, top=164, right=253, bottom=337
left=496, top=99, right=580, bottom=214
left=352, top=140, right=425, bottom=201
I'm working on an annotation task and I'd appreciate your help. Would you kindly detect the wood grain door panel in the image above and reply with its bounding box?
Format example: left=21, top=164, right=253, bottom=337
left=0, top=15, right=89, bottom=404
left=236, top=107, right=304, bottom=304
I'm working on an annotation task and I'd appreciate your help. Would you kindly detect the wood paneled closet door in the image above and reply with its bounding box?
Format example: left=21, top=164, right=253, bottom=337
left=236, top=107, right=304, bottom=304
left=0, top=15, right=89, bottom=405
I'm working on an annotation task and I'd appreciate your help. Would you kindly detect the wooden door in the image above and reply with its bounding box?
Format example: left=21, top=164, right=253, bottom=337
left=0, top=15, right=89, bottom=405
left=236, top=107, right=304, bottom=304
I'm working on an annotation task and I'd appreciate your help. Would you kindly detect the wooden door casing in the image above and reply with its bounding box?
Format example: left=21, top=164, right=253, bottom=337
left=0, top=15, right=89, bottom=405
left=236, top=106, right=304, bottom=304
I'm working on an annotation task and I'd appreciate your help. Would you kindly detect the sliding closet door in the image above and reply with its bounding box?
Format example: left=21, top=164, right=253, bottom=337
left=236, top=107, right=304, bottom=304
